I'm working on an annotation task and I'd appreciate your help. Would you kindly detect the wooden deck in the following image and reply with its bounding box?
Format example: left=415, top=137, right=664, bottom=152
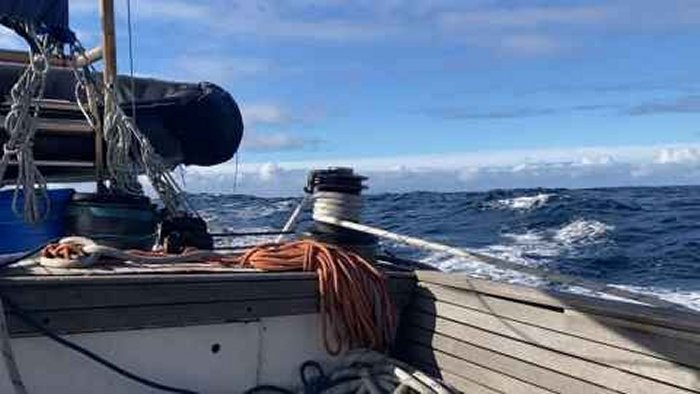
left=0, top=271, right=416, bottom=337
left=3, top=267, right=699, bottom=393
left=396, top=271, right=700, bottom=394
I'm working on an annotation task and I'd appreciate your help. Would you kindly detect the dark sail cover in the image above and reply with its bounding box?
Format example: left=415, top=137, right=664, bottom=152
left=0, top=0, right=73, bottom=43
left=0, top=62, right=244, bottom=174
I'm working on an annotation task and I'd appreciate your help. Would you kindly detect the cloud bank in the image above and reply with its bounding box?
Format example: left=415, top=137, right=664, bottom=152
left=180, top=143, right=700, bottom=197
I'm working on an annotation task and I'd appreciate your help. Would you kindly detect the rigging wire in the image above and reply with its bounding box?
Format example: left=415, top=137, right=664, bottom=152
left=233, top=153, right=239, bottom=192
left=126, top=0, right=136, bottom=123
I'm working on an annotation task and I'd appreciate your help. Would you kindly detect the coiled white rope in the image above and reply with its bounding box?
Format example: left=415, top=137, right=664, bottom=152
left=312, top=191, right=362, bottom=222
left=38, top=236, right=232, bottom=268
left=297, top=349, right=457, bottom=394
left=0, top=26, right=52, bottom=223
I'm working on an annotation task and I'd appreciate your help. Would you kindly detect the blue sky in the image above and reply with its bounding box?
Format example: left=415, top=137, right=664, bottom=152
left=5, top=0, right=700, bottom=195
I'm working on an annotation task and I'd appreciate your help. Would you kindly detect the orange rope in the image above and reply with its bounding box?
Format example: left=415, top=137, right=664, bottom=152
left=40, top=239, right=396, bottom=355
left=235, top=240, right=396, bottom=355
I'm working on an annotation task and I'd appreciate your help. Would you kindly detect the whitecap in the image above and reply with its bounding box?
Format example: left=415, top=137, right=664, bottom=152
left=491, top=193, right=553, bottom=210
left=554, top=219, right=614, bottom=245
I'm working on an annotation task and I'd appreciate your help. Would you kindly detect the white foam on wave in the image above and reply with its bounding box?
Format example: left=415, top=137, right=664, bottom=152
left=491, top=193, right=553, bottom=210
left=422, top=250, right=546, bottom=287
left=611, top=285, right=700, bottom=311
left=554, top=219, right=614, bottom=245
left=418, top=216, right=700, bottom=311
left=420, top=219, right=613, bottom=279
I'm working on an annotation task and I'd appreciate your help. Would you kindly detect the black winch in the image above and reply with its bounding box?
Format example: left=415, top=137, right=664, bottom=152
left=306, top=167, right=378, bottom=257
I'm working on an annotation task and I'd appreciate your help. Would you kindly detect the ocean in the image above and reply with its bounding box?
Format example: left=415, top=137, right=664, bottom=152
left=191, top=185, right=700, bottom=311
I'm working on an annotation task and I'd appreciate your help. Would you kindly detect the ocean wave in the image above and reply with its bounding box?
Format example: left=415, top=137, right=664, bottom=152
left=611, top=285, right=700, bottom=311
left=189, top=187, right=699, bottom=312
left=490, top=193, right=553, bottom=210
left=554, top=219, right=614, bottom=245
left=420, top=250, right=546, bottom=287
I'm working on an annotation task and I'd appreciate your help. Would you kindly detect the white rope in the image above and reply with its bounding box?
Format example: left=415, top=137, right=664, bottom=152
left=275, top=195, right=309, bottom=243
left=312, top=191, right=362, bottom=222
left=0, top=298, right=27, bottom=394
left=0, top=26, right=52, bottom=223
left=38, top=236, right=235, bottom=268
left=314, top=214, right=688, bottom=310
left=310, top=349, right=458, bottom=394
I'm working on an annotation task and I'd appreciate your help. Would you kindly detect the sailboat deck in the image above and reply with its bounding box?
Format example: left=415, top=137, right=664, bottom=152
left=1, top=267, right=700, bottom=393
left=0, top=270, right=416, bottom=337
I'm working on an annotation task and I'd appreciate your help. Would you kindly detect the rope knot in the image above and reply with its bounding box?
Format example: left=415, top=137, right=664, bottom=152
left=2, top=145, right=18, bottom=156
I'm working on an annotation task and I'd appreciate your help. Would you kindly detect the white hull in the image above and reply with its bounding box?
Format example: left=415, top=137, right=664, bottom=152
left=1, top=314, right=330, bottom=393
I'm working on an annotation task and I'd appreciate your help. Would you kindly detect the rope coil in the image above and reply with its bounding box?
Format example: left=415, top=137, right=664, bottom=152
left=38, top=238, right=397, bottom=355
left=312, top=191, right=362, bottom=222
left=68, top=39, right=194, bottom=217
left=237, top=240, right=396, bottom=355
left=0, top=25, right=53, bottom=223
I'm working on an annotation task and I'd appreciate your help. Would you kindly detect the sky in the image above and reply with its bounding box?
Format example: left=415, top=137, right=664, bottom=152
left=5, top=0, right=700, bottom=196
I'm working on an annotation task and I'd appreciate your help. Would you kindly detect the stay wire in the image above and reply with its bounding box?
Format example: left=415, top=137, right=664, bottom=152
left=126, top=0, right=136, bottom=123
left=1, top=296, right=198, bottom=394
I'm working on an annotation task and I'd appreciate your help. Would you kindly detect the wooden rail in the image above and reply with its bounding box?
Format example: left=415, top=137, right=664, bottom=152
left=0, top=271, right=416, bottom=337
left=396, top=271, right=700, bottom=394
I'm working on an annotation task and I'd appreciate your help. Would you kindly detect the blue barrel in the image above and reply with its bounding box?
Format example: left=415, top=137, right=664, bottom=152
left=0, top=188, right=74, bottom=254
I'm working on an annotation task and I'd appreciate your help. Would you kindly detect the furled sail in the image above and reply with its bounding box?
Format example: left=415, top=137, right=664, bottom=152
left=0, top=61, right=244, bottom=181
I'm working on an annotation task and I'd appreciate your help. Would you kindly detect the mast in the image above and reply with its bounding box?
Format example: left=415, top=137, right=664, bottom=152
left=98, top=0, right=117, bottom=193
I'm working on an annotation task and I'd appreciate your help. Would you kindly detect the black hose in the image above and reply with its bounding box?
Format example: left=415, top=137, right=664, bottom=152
left=243, top=385, right=295, bottom=394
left=1, top=295, right=199, bottom=394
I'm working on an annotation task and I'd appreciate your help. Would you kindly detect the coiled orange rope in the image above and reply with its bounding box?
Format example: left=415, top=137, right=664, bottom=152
left=235, top=240, right=396, bottom=355
left=39, top=238, right=396, bottom=355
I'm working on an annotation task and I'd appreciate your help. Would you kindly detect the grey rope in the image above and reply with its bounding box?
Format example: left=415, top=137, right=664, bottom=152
left=0, top=26, right=53, bottom=223
left=68, top=40, right=194, bottom=217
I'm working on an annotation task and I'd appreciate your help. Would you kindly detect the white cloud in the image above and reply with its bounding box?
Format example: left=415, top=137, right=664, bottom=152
left=654, top=147, right=700, bottom=164
left=498, top=34, right=565, bottom=56
left=242, top=104, right=289, bottom=126
left=69, top=1, right=700, bottom=58
left=173, top=56, right=270, bottom=85
left=243, top=132, right=317, bottom=152
left=182, top=143, right=700, bottom=196
left=438, top=5, right=613, bottom=30
left=71, top=0, right=208, bottom=20
left=235, top=103, right=321, bottom=152
left=258, top=162, right=282, bottom=182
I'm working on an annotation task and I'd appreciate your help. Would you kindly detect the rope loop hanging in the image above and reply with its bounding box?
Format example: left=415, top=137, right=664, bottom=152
left=0, top=16, right=195, bottom=221
left=67, top=39, right=193, bottom=217
left=0, top=24, right=54, bottom=223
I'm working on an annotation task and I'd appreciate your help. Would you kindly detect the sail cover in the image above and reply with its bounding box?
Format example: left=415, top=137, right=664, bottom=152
left=0, top=0, right=73, bottom=43
left=0, top=62, right=244, bottom=170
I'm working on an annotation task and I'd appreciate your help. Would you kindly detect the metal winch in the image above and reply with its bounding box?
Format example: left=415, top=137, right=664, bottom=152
left=306, top=167, right=378, bottom=257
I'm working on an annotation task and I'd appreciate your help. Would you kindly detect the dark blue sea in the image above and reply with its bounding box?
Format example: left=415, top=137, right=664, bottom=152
left=191, top=185, right=700, bottom=310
